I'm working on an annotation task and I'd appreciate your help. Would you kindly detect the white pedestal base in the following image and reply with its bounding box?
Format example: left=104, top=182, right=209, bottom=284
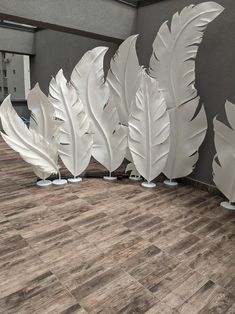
left=52, top=179, right=68, bottom=186
left=164, top=179, right=178, bottom=187
left=141, top=181, right=156, bottom=188
left=103, top=176, right=117, bottom=181
left=129, top=175, right=142, bottom=181
left=68, top=177, right=82, bottom=184
left=220, top=201, right=235, bottom=210
left=36, top=179, right=52, bottom=187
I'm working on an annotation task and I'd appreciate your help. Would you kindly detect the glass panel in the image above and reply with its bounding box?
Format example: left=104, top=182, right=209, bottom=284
left=0, top=52, right=31, bottom=101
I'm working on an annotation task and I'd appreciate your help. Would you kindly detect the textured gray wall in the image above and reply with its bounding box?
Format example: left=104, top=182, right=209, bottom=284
left=0, top=0, right=136, bottom=42
left=136, top=0, right=235, bottom=185
left=30, top=29, right=118, bottom=95
left=0, top=27, right=35, bottom=55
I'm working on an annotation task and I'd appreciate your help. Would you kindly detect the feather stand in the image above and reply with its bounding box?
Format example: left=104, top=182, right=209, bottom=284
left=107, top=35, right=142, bottom=180
left=129, top=69, right=170, bottom=188
left=28, top=83, right=60, bottom=186
left=213, top=101, right=235, bottom=210
left=149, top=2, right=224, bottom=186
left=49, top=69, right=93, bottom=184
left=71, top=47, right=127, bottom=180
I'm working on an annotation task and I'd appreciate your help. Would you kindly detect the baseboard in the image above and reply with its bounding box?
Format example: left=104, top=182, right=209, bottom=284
left=178, top=177, right=221, bottom=196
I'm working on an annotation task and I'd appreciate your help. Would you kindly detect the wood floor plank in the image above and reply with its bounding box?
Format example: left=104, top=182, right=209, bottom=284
left=197, top=286, right=235, bottom=314
left=0, top=138, right=234, bottom=313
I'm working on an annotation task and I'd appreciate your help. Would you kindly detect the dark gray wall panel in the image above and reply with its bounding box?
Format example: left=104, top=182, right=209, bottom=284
left=0, top=27, right=35, bottom=55
left=30, top=29, right=118, bottom=95
left=136, top=0, right=235, bottom=185
left=0, top=0, right=136, bottom=42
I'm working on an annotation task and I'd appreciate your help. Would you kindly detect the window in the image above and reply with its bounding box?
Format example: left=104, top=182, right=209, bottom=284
left=0, top=52, right=31, bottom=101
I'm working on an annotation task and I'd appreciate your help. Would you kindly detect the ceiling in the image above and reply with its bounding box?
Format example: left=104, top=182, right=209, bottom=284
left=115, top=0, right=162, bottom=7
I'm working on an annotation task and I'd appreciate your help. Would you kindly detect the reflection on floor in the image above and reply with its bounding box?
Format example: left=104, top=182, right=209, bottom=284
left=0, top=139, right=234, bottom=314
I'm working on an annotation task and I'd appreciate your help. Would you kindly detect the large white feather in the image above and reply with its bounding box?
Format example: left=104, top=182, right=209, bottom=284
left=92, top=96, right=128, bottom=173
left=28, top=83, right=60, bottom=180
left=149, top=2, right=224, bottom=180
left=0, top=95, right=59, bottom=175
left=107, top=35, right=141, bottom=125
left=28, top=83, right=60, bottom=140
left=213, top=101, right=235, bottom=203
left=71, top=46, right=108, bottom=118
left=49, top=69, right=92, bottom=178
left=107, top=35, right=141, bottom=176
left=129, top=69, right=170, bottom=183
left=71, top=47, right=127, bottom=173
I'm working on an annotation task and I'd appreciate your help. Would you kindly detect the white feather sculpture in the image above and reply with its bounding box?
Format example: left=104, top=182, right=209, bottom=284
left=71, top=46, right=108, bottom=119
left=107, top=35, right=141, bottom=125
left=49, top=69, right=92, bottom=182
left=213, top=101, right=235, bottom=210
left=149, top=2, right=224, bottom=184
left=71, top=47, right=127, bottom=179
left=28, top=83, right=60, bottom=183
left=107, top=35, right=142, bottom=179
left=129, top=69, right=170, bottom=188
left=0, top=95, right=59, bottom=177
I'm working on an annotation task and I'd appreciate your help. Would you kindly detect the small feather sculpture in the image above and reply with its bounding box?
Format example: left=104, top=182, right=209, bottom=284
left=0, top=95, right=59, bottom=177
left=28, top=83, right=60, bottom=182
left=107, top=35, right=142, bottom=179
left=129, top=69, right=170, bottom=188
left=213, top=101, right=235, bottom=210
left=71, top=47, right=127, bottom=179
left=49, top=69, right=92, bottom=182
left=149, top=1, right=224, bottom=184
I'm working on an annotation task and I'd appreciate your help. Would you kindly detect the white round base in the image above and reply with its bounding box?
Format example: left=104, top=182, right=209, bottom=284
left=141, top=181, right=156, bottom=188
left=103, top=176, right=117, bottom=181
left=164, top=179, right=178, bottom=187
left=220, top=201, right=235, bottom=210
left=52, top=179, right=68, bottom=186
left=36, top=179, right=52, bottom=187
left=68, top=177, right=82, bottom=184
left=129, top=175, right=142, bottom=181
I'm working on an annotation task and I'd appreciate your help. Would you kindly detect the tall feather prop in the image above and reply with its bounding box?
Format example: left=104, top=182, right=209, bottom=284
left=213, top=101, right=235, bottom=204
left=0, top=95, right=59, bottom=175
left=71, top=47, right=108, bottom=118
left=129, top=69, right=170, bottom=184
left=107, top=35, right=141, bottom=125
left=49, top=69, right=92, bottom=178
left=107, top=35, right=142, bottom=177
left=28, top=83, right=60, bottom=180
left=71, top=47, right=127, bottom=174
left=149, top=2, right=224, bottom=180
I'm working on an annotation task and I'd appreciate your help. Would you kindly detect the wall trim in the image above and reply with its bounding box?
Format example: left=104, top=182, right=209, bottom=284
left=179, top=176, right=221, bottom=196
left=114, top=0, right=165, bottom=8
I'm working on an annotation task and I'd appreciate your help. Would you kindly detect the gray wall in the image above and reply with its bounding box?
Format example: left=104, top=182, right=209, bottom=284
left=136, top=0, right=235, bottom=186
left=0, top=27, right=35, bottom=55
left=0, top=0, right=136, bottom=42
left=30, top=29, right=118, bottom=95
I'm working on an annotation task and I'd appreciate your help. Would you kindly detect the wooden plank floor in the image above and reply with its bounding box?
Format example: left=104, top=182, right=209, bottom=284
left=0, top=138, right=234, bottom=314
